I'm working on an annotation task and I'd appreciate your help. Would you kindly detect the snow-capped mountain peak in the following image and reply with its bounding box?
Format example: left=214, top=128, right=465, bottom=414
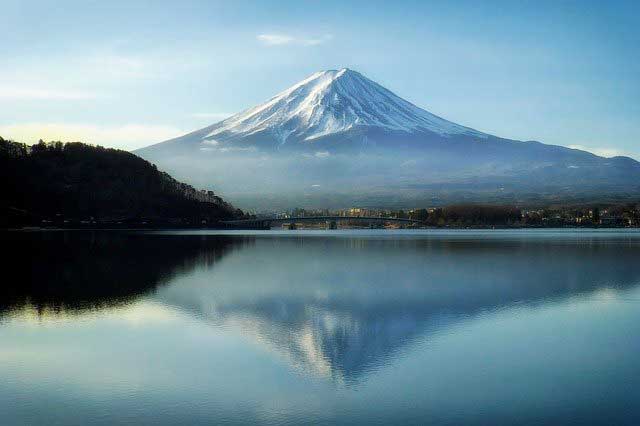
left=203, top=68, right=487, bottom=145
left=136, top=68, right=640, bottom=208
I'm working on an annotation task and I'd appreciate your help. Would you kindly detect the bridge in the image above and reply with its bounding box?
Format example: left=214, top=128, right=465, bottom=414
left=222, top=216, right=423, bottom=229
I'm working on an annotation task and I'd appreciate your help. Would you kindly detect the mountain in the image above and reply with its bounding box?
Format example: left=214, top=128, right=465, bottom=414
left=179, top=68, right=486, bottom=145
left=136, top=69, right=640, bottom=209
left=0, top=138, right=242, bottom=227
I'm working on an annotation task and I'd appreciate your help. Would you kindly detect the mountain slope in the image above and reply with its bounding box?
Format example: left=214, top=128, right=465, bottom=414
left=0, top=138, right=242, bottom=227
left=141, top=68, right=487, bottom=153
left=206, top=68, right=486, bottom=143
left=136, top=69, right=640, bottom=208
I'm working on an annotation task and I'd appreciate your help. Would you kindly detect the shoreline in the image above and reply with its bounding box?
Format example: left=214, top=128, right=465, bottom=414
left=3, top=225, right=639, bottom=232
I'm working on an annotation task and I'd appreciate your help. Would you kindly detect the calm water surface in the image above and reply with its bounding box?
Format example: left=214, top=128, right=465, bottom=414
left=1, top=229, right=640, bottom=425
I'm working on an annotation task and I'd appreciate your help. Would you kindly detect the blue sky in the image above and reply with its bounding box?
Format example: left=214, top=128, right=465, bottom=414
left=1, top=0, right=638, bottom=158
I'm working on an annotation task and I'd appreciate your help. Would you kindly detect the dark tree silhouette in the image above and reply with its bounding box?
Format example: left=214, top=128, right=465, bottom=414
left=0, top=137, right=243, bottom=227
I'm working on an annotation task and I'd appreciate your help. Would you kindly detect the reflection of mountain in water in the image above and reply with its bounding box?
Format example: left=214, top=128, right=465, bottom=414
left=5, top=232, right=640, bottom=383
left=0, top=231, right=244, bottom=315
left=154, top=235, right=640, bottom=383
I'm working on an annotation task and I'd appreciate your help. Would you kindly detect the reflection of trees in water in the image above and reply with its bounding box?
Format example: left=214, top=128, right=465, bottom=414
left=0, top=231, right=246, bottom=316
left=3, top=232, right=640, bottom=383
left=159, top=236, right=640, bottom=383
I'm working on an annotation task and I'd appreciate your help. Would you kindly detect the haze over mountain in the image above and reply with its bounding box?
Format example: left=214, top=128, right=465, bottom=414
left=137, top=69, right=640, bottom=209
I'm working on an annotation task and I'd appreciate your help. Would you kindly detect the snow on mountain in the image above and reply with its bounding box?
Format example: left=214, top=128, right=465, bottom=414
left=136, top=68, right=640, bottom=209
left=201, top=68, right=487, bottom=146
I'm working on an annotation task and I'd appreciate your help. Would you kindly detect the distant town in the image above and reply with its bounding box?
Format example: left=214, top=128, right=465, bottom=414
left=248, top=204, right=640, bottom=229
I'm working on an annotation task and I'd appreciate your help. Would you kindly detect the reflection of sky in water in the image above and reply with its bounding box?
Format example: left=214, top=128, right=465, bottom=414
left=2, top=230, right=640, bottom=425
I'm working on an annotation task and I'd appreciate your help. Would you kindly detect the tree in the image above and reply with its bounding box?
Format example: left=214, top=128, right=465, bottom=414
left=1, top=140, right=242, bottom=227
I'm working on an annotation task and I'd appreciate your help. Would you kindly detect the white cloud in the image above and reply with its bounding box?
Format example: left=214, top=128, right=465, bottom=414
left=0, top=122, right=184, bottom=151
left=567, top=144, right=625, bottom=158
left=314, top=151, right=330, bottom=158
left=257, top=33, right=333, bottom=46
left=0, top=53, right=159, bottom=103
left=0, top=87, right=102, bottom=101
left=257, top=34, right=295, bottom=46
left=219, top=146, right=257, bottom=153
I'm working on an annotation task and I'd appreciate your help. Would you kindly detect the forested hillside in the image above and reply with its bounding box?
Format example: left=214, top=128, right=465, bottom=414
left=0, top=137, right=242, bottom=227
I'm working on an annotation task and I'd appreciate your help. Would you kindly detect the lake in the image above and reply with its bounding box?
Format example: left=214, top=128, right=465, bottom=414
left=2, top=229, right=640, bottom=425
